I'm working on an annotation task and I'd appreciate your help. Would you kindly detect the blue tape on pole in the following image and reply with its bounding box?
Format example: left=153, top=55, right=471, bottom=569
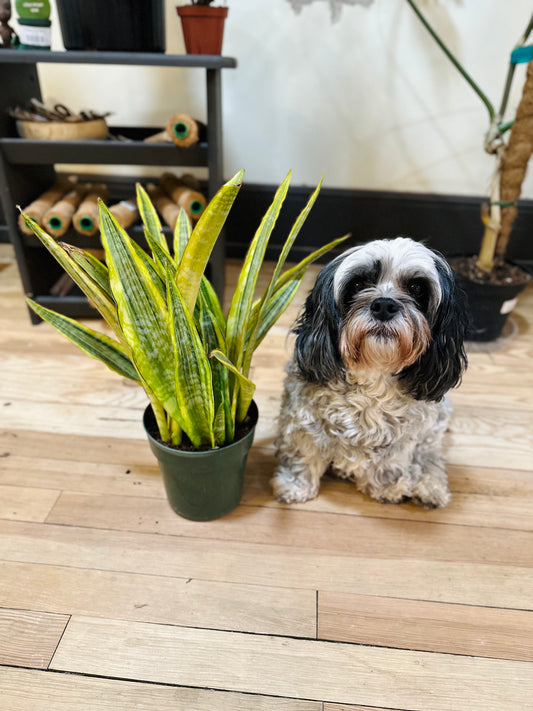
left=511, top=45, right=533, bottom=64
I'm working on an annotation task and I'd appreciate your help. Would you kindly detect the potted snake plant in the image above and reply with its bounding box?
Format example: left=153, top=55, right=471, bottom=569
left=21, top=170, right=346, bottom=520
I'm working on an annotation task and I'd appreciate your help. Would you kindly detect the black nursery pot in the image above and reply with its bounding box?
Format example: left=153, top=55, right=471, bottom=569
left=455, top=275, right=530, bottom=342
left=143, top=401, right=258, bottom=522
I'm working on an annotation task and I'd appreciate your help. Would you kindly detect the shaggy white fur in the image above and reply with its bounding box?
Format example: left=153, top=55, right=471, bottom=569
left=272, top=238, right=468, bottom=508
left=273, top=364, right=452, bottom=507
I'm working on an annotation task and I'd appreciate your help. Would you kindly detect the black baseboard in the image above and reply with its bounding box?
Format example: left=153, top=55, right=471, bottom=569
left=3, top=182, right=532, bottom=273
left=225, top=184, right=533, bottom=270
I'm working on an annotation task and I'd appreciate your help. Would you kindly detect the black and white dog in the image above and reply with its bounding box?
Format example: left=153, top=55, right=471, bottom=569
left=272, top=237, right=468, bottom=508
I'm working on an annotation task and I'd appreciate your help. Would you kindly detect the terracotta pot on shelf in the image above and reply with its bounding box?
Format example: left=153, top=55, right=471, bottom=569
left=176, top=5, right=228, bottom=55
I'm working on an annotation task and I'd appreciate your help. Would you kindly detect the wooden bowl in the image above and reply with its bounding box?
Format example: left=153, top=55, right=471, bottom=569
left=16, top=119, right=108, bottom=141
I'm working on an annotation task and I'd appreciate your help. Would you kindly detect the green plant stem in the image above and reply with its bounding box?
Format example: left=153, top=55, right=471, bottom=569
left=405, top=0, right=495, bottom=123
left=150, top=397, right=170, bottom=441
left=497, top=12, right=533, bottom=120
left=170, top=418, right=182, bottom=445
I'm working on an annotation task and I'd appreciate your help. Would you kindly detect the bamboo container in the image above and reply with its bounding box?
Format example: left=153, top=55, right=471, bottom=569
left=18, top=179, right=74, bottom=234
left=72, top=184, right=109, bottom=236
left=159, top=172, right=206, bottom=220
left=108, top=198, right=139, bottom=230
left=144, top=113, right=207, bottom=147
left=147, top=185, right=181, bottom=231
left=43, top=184, right=88, bottom=238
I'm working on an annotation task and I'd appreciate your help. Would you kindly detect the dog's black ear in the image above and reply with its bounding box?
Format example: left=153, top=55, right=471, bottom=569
left=293, top=261, right=345, bottom=384
left=399, top=256, right=468, bottom=401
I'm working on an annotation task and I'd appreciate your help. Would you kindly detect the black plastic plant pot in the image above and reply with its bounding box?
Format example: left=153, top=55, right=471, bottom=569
left=455, top=274, right=530, bottom=342
left=143, top=401, right=258, bottom=521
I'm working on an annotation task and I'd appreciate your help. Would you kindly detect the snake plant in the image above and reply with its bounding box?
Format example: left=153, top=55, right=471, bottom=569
left=23, top=170, right=347, bottom=449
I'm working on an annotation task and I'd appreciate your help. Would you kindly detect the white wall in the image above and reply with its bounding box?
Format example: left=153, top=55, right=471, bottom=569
left=18, top=0, right=533, bottom=197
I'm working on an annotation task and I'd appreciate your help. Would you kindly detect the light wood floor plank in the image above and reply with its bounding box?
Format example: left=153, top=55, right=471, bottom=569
left=446, top=405, right=533, bottom=470
left=0, top=454, right=163, bottom=498
left=46, top=492, right=533, bottom=568
left=0, top=560, right=316, bottom=638
left=2, top=449, right=532, bottom=531
left=324, top=707, right=396, bottom=711
left=0, top=484, right=59, bottom=522
left=0, top=521, right=531, bottom=610
left=0, top=400, right=146, bottom=440
left=0, top=668, right=321, bottom=711
left=318, top=591, right=533, bottom=661
left=50, top=616, right=533, bottom=710
left=0, top=397, right=274, bottom=444
left=0, top=429, right=155, bottom=466
left=0, top=608, right=68, bottom=669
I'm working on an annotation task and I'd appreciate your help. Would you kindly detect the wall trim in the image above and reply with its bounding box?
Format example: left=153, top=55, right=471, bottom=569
left=225, top=183, right=533, bottom=270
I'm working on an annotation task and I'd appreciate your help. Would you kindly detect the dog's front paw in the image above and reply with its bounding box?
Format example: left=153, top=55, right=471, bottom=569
left=412, top=483, right=451, bottom=509
left=271, top=469, right=318, bottom=504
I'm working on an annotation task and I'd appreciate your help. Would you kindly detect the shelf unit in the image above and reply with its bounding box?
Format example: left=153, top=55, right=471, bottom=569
left=0, top=50, right=237, bottom=323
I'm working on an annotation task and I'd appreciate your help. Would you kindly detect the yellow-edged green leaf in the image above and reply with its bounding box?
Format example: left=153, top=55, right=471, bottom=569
left=198, top=277, right=225, bottom=344
left=136, top=183, right=169, bottom=254
left=177, top=170, right=244, bottom=313
left=213, top=402, right=226, bottom=445
left=27, top=299, right=139, bottom=381
left=61, top=244, right=113, bottom=300
left=273, top=234, right=350, bottom=294
left=226, top=172, right=291, bottom=372
left=173, top=208, right=191, bottom=265
left=20, top=213, right=121, bottom=334
left=167, top=272, right=215, bottom=448
left=241, top=179, right=322, bottom=374
left=144, top=227, right=176, bottom=277
left=196, top=284, right=232, bottom=443
left=252, top=277, right=303, bottom=350
left=98, top=201, right=182, bottom=428
left=210, top=349, right=255, bottom=423
left=130, top=239, right=166, bottom=296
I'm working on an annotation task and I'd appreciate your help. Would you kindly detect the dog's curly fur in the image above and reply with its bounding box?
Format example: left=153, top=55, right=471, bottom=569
left=272, top=237, right=469, bottom=508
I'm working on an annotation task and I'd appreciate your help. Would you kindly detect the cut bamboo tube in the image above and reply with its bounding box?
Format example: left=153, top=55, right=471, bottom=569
left=42, top=184, right=87, bottom=238
left=108, top=198, right=139, bottom=230
left=72, top=184, right=109, bottom=236
left=18, top=178, right=74, bottom=234
left=165, top=113, right=206, bottom=147
left=147, top=185, right=181, bottom=231
left=179, top=173, right=201, bottom=190
left=159, top=172, right=206, bottom=220
left=143, top=114, right=207, bottom=147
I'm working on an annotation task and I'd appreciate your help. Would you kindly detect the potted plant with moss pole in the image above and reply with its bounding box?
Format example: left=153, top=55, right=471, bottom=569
left=176, top=0, right=228, bottom=55
left=21, top=171, right=346, bottom=521
left=407, top=1, right=532, bottom=341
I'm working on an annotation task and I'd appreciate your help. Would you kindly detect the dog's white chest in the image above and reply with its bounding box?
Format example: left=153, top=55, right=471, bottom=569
left=283, top=368, right=444, bottom=470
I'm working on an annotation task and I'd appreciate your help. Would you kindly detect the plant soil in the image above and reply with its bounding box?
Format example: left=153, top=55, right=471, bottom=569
left=146, top=411, right=256, bottom=453
left=451, top=256, right=531, bottom=287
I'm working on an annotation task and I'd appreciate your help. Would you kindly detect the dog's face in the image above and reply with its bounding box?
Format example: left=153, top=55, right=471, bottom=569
left=294, top=237, right=468, bottom=401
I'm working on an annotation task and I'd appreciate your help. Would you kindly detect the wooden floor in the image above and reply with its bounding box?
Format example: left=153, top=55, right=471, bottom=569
left=0, top=243, right=532, bottom=710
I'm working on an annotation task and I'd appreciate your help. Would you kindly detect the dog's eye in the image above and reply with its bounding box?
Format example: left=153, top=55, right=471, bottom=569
left=407, top=279, right=426, bottom=298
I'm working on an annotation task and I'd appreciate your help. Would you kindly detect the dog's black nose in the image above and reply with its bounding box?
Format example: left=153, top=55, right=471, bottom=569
left=370, top=297, right=401, bottom=321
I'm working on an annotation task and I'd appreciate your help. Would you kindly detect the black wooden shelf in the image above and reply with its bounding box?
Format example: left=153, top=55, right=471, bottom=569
left=0, top=137, right=208, bottom=167
left=0, top=50, right=236, bottom=323
left=0, top=49, right=237, bottom=69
